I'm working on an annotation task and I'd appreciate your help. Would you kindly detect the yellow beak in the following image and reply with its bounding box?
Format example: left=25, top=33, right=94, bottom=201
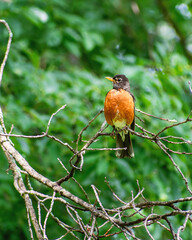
left=105, top=76, right=115, bottom=82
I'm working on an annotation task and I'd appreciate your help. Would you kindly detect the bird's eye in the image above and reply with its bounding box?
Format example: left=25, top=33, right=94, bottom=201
left=117, top=78, right=122, bottom=82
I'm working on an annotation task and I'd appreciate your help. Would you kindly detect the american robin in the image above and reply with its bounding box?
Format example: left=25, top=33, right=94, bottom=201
left=104, top=74, right=135, bottom=158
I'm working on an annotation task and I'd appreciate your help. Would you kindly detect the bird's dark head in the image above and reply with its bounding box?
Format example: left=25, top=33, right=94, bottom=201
left=105, top=74, right=130, bottom=91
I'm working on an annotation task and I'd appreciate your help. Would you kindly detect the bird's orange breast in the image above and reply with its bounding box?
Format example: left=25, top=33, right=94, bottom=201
left=104, top=89, right=134, bottom=127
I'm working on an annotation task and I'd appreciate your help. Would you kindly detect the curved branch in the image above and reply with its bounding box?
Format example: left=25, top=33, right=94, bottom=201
left=0, top=20, right=12, bottom=86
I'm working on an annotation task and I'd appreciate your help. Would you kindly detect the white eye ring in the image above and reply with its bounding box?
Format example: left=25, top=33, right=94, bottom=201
left=117, top=78, right=122, bottom=82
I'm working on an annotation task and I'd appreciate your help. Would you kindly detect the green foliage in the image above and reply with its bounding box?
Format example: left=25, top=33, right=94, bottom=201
left=0, top=0, right=192, bottom=239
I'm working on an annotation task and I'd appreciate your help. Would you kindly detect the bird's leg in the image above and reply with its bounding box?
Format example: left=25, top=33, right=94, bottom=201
left=111, top=126, right=116, bottom=139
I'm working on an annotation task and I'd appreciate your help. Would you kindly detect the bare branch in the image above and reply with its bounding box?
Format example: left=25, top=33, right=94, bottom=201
left=157, top=141, right=192, bottom=195
left=154, top=114, right=192, bottom=138
left=76, top=109, right=104, bottom=150
left=26, top=207, right=35, bottom=240
left=144, top=214, right=158, bottom=240
left=0, top=126, right=43, bottom=239
left=136, top=108, right=177, bottom=122
left=57, top=158, right=90, bottom=203
left=0, top=20, right=12, bottom=86
left=43, top=191, right=56, bottom=239
left=45, top=105, right=67, bottom=135
left=176, top=214, right=190, bottom=240
left=87, top=216, right=96, bottom=240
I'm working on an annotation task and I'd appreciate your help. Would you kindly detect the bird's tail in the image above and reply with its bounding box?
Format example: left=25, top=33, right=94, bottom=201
left=116, top=131, right=134, bottom=158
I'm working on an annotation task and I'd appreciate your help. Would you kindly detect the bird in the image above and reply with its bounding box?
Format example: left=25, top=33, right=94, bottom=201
left=104, top=74, right=135, bottom=158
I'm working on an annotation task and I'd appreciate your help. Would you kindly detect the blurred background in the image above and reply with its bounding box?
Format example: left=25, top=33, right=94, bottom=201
left=0, top=0, right=192, bottom=239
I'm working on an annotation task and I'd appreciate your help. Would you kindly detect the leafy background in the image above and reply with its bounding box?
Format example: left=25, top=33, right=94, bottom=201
left=0, top=0, right=192, bottom=239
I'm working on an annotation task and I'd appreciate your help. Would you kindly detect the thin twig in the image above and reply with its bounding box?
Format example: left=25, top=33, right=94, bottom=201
left=45, top=105, right=67, bottom=135
left=57, top=158, right=90, bottom=203
left=176, top=214, right=190, bottom=240
left=164, top=217, right=177, bottom=240
left=136, top=108, right=177, bottom=122
left=157, top=141, right=192, bottom=195
left=43, top=191, right=56, bottom=239
left=0, top=20, right=13, bottom=86
left=76, top=109, right=104, bottom=150
left=88, top=216, right=96, bottom=240
left=144, top=214, right=157, bottom=240
left=0, top=20, right=12, bottom=132
left=154, top=114, right=192, bottom=138
left=26, top=207, right=34, bottom=240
